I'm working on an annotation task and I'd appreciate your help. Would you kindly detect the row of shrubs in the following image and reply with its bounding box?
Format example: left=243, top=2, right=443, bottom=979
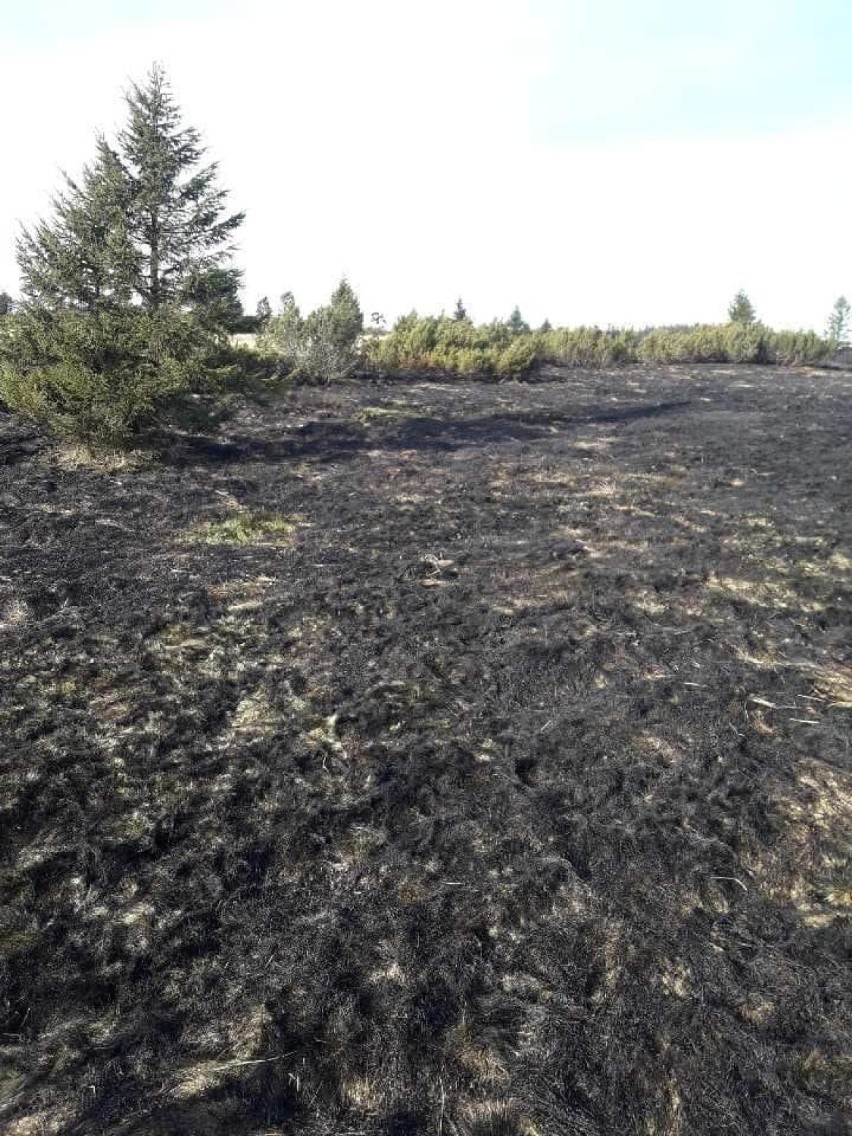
left=361, top=317, right=834, bottom=376
left=0, top=299, right=834, bottom=449
left=631, top=324, right=831, bottom=366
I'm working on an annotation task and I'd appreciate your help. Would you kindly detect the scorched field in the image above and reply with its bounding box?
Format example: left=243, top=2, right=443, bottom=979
left=0, top=363, right=850, bottom=1135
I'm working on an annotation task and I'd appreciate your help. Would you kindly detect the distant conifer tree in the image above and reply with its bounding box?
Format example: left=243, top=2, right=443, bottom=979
left=256, top=296, right=272, bottom=330
left=327, top=277, right=364, bottom=349
left=507, top=306, right=530, bottom=334
left=826, top=295, right=850, bottom=344
left=727, top=290, right=757, bottom=325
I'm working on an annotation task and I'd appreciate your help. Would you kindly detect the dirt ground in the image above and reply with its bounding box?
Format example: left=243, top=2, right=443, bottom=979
left=1, top=364, right=850, bottom=1135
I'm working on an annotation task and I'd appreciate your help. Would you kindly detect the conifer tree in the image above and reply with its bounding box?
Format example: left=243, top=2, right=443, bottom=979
left=507, top=306, right=530, bottom=335
left=326, top=277, right=363, bottom=350
left=3, top=65, right=244, bottom=444
left=256, top=296, right=272, bottom=330
left=259, top=292, right=304, bottom=369
left=17, top=138, right=133, bottom=311
left=453, top=297, right=468, bottom=321
left=298, top=278, right=363, bottom=381
left=260, top=280, right=365, bottom=383
left=727, top=290, right=757, bottom=325
left=826, top=295, right=850, bottom=344
left=183, top=266, right=245, bottom=332
left=16, top=64, right=243, bottom=320
left=118, top=65, right=243, bottom=312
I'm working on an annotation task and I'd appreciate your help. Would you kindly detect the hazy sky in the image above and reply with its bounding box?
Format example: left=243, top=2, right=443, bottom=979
left=2, top=0, right=851, bottom=329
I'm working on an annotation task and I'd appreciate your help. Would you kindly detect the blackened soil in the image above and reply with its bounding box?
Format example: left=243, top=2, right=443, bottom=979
left=1, top=365, right=850, bottom=1135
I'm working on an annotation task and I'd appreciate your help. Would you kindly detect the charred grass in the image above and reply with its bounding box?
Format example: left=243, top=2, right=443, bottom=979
left=0, top=364, right=850, bottom=1134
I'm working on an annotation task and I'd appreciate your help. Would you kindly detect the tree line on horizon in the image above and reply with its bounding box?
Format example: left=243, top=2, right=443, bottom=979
left=0, top=65, right=847, bottom=449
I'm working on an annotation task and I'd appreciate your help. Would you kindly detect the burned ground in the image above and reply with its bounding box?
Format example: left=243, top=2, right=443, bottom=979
left=0, top=364, right=850, bottom=1135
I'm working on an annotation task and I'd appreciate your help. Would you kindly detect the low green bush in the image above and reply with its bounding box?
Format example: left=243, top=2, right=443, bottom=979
left=634, top=323, right=831, bottom=366
left=536, top=327, right=641, bottom=368
left=362, top=313, right=538, bottom=377
left=0, top=306, right=229, bottom=447
left=637, top=325, right=732, bottom=364
left=494, top=334, right=539, bottom=375
left=768, top=330, right=832, bottom=365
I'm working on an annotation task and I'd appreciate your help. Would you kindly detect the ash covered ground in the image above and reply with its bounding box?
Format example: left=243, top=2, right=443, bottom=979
left=1, top=364, right=850, bottom=1135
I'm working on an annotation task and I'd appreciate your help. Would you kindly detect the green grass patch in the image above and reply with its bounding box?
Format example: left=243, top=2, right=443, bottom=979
left=185, top=510, right=300, bottom=546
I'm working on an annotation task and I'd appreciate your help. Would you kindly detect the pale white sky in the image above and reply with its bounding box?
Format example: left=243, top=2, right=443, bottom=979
left=2, top=0, right=851, bottom=330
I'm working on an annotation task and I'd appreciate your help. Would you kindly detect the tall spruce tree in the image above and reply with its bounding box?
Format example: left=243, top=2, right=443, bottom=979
left=118, top=65, right=244, bottom=312
left=16, top=64, right=243, bottom=319
left=3, top=65, right=244, bottom=445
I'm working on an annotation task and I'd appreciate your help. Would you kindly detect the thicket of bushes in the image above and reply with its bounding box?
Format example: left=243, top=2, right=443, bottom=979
left=536, top=326, right=640, bottom=368
left=360, top=315, right=833, bottom=378
left=362, top=313, right=537, bottom=377
left=634, top=324, right=831, bottom=366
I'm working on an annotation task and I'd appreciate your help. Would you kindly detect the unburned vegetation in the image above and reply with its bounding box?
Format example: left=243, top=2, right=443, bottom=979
left=0, top=363, right=850, bottom=1135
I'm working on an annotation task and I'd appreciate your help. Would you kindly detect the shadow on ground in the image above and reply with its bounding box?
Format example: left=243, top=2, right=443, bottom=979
left=164, top=399, right=691, bottom=465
